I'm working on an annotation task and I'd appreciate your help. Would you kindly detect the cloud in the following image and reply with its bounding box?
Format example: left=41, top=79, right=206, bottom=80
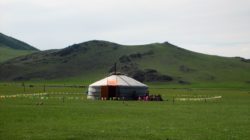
left=0, top=0, right=250, bottom=58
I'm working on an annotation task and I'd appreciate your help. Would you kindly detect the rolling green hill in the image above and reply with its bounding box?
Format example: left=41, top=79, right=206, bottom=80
left=0, top=33, right=39, bottom=63
left=0, top=33, right=38, bottom=50
left=0, top=40, right=249, bottom=85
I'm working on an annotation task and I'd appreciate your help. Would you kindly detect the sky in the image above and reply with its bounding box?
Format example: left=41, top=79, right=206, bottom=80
left=0, top=0, right=250, bottom=58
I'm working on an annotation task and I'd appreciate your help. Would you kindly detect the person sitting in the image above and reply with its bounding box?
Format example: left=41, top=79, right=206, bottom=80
left=138, top=96, right=142, bottom=101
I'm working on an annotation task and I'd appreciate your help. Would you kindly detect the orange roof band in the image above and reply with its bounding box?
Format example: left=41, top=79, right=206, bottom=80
left=107, top=79, right=117, bottom=85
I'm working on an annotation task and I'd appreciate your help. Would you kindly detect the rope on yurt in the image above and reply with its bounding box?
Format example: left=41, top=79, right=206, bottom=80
left=118, top=75, right=131, bottom=86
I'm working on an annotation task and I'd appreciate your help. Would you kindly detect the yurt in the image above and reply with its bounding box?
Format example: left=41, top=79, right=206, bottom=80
left=87, top=73, right=148, bottom=100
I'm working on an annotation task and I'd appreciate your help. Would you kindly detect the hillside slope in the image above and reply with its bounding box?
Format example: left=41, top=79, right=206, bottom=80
left=0, top=33, right=38, bottom=50
left=0, top=40, right=249, bottom=84
left=0, top=33, right=39, bottom=62
left=0, top=47, right=37, bottom=63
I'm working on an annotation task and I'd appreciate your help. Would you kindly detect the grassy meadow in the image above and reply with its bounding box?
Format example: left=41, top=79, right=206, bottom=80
left=0, top=83, right=249, bottom=140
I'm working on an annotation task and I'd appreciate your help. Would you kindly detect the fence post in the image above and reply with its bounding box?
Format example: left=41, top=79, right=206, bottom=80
left=43, top=84, right=46, bottom=92
left=22, top=82, right=26, bottom=92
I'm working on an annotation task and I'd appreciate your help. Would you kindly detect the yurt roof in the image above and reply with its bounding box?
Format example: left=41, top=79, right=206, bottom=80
left=89, top=74, right=148, bottom=87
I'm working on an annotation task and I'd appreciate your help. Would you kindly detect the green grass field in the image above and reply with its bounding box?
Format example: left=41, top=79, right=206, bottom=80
left=0, top=83, right=250, bottom=140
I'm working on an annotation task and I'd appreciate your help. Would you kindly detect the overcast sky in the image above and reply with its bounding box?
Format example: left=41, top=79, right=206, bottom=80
left=1, top=0, right=250, bottom=58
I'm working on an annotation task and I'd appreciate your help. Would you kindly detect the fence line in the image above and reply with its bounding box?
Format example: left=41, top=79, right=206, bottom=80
left=175, top=96, right=222, bottom=101
left=0, top=92, right=84, bottom=99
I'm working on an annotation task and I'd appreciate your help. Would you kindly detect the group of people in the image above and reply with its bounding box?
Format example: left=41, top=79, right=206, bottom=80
left=100, top=94, right=163, bottom=101
left=138, top=94, right=163, bottom=101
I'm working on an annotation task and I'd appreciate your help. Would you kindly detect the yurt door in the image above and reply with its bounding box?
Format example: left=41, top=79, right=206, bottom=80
left=108, top=86, right=116, bottom=98
left=101, top=86, right=108, bottom=98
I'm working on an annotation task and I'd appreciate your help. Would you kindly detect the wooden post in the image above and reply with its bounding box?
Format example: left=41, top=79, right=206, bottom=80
left=22, top=82, right=26, bottom=92
left=43, top=84, right=46, bottom=92
left=114, top=63, right=117, bottom=74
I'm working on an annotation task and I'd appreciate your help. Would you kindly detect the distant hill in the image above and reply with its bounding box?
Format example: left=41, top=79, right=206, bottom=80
left=0, top=33, right=39, bottom=62
left=0, top=40, right=249, bottom=85
left=0, top=33, right=38, bottom=50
